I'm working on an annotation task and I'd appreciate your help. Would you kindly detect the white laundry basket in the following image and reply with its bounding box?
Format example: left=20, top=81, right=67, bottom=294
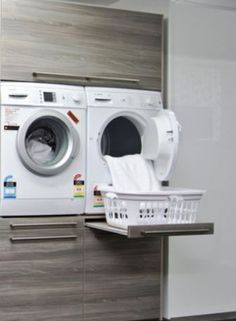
left=98, top=185, right=205, bottom=229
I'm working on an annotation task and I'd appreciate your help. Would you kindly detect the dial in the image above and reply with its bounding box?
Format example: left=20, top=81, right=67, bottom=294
left=72, top=94, right=81, bottom=103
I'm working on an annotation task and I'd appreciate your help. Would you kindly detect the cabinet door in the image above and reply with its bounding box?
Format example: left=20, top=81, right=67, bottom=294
left=84, top=228, right=161, bottom=321
left=0, top=216, right=83, bottom=321
left=1, top=0, right=163, bottom=90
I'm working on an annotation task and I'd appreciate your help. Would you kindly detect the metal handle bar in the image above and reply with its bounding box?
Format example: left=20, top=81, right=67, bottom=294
left=10, top=235, right=78, bottom=242
left=32, top=72, right=140, bottom=83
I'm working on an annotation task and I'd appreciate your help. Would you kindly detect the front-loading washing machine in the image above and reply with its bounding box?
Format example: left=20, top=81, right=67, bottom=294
left=85, top=87, right=180, bottom=214
left=0, top=82, right=86, bottom=216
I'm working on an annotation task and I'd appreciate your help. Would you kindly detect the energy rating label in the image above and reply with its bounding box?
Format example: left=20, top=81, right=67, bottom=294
left=73, top=174, right=85, bottom=198
left=93, top=189, right=104, bottom=208
left=4, top=175, right=17, bottom=199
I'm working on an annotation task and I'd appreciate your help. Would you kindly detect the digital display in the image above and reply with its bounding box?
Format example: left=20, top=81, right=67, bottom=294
left=43, top=92, right=56, bottom=102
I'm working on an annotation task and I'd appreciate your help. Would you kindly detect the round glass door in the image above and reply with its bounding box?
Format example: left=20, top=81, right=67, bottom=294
left=17, top=110, right=79, bottom=176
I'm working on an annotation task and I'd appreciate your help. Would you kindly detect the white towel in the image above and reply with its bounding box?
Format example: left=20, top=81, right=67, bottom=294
left=26, top=140, right=54, bottom=164
left=104, top=154, right=161, bottom=193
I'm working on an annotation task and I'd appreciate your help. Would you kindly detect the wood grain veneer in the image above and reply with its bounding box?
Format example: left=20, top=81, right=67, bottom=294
left=1, top=0, right=163, bottom=90
left=0, top=216, right=83, bottom=321
left=0, top=216, right=162, bottom=321
left=84, top=227, right=161, bottom=321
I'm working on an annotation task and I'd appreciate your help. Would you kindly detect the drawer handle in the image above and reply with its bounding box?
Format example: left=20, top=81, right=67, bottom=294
left=142, top=228, right=211, bottom=235
left=32, top=72, right=140, bottom=84
left=10, top=222, right=78, bottom=229
left=10, top=235, right=78, bottom=242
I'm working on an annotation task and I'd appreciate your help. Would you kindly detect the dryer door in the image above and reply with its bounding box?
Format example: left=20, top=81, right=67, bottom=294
left=17, top=110, right=79, bottom=176
left=142, top=110, right=181, bottom=181
left=100, top=115, right=143, bottom=157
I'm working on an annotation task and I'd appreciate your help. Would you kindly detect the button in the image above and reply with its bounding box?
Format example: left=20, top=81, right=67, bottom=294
left=72, top=94, right=81, bottom=103
left=145, top=97, right=154, bottom=106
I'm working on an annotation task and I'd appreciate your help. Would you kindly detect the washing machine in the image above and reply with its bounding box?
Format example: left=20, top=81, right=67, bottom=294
left=85, top=87, right=180, bottom=214
left=0, top=82, right=86, bottom=216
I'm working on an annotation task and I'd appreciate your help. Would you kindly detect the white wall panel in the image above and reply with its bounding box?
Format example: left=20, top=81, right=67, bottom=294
left=167, top=1, right=236, bottom=318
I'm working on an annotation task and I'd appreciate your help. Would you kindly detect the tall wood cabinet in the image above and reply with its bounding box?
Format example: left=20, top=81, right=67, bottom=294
left=1, top=0, right=163, bottom=90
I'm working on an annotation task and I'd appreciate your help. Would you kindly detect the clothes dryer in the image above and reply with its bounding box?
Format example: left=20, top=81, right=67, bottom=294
left=0, top=82, right=86, bottom=216
left=85, top=87, right=180, bottom=214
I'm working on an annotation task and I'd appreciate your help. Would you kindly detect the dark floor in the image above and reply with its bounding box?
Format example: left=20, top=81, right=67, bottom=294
left=164, top=311, right=236, bottom=321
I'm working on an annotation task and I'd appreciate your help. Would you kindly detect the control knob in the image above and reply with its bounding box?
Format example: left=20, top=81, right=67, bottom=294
left=145, top=97, right=155, bottom=107
left=72, top=94, right=81, bottom=103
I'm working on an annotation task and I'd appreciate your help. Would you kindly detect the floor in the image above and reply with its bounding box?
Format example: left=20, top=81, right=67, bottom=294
left=164, top=311, right=236, bottom=321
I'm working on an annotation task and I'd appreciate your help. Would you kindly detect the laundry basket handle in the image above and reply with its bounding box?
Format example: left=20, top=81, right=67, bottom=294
left=105, top=192, right=118, bottom=200
left=168, top=195, right=184, bottom=203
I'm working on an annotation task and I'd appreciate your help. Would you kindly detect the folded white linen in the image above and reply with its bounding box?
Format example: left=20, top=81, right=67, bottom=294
left=104, top=154, right=161, bottom=193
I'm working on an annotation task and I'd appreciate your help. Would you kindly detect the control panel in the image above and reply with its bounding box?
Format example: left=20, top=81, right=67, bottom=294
left=0, top=82, right=86, bottom=108
left=42, top=91, right=57, bottom=103
left=86, top=87, right=163, bottom=110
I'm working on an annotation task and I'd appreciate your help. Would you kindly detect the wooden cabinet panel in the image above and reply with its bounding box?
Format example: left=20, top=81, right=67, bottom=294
left=0, top=215, right=162, bottom=320
left=0, top=216, right=83, bottom=321
left=84, top=228, right=161, bottom=321
left=1, top=0, right=163, bottom=90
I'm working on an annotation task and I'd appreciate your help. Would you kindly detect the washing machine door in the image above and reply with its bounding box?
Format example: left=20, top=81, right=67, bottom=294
left=17, top=109, right=79, bottom=176
left=142, top=110, right=181, bottom=181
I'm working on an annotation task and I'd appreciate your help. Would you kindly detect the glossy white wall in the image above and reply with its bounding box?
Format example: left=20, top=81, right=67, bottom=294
left=166, top=0, right=236, bottom=318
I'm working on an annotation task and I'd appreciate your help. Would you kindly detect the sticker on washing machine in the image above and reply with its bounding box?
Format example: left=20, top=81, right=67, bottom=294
left=4, top=107, right=20, bottom=128
left=73, top=174, right=85, bottom=198
left=67, top=111, right=79, bottom=124
left=3, top=175, right=17, bottom=199
left=4, top=125, right=20, bottom=131
left=93, top=187, right=104, bottom=208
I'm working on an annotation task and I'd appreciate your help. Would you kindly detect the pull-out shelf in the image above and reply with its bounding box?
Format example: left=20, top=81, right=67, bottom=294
left=85, top=219, right=214, bottom=239
left=85, top=216, right=214, bottom=321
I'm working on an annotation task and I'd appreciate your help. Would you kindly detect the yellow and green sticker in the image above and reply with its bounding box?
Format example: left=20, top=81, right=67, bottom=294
left=73, top=174, right=85, bottom=198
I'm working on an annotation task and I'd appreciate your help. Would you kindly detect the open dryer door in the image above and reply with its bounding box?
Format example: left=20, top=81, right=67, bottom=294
left=142, top=110, right=180, bottom=181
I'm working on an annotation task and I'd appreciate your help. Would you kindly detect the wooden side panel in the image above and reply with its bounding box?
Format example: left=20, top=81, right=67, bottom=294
left=1, top=0, right=163, bottom=90
left=0, top=216, right=83, bottom=321
left=84, top=228, right=161, bottom=321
